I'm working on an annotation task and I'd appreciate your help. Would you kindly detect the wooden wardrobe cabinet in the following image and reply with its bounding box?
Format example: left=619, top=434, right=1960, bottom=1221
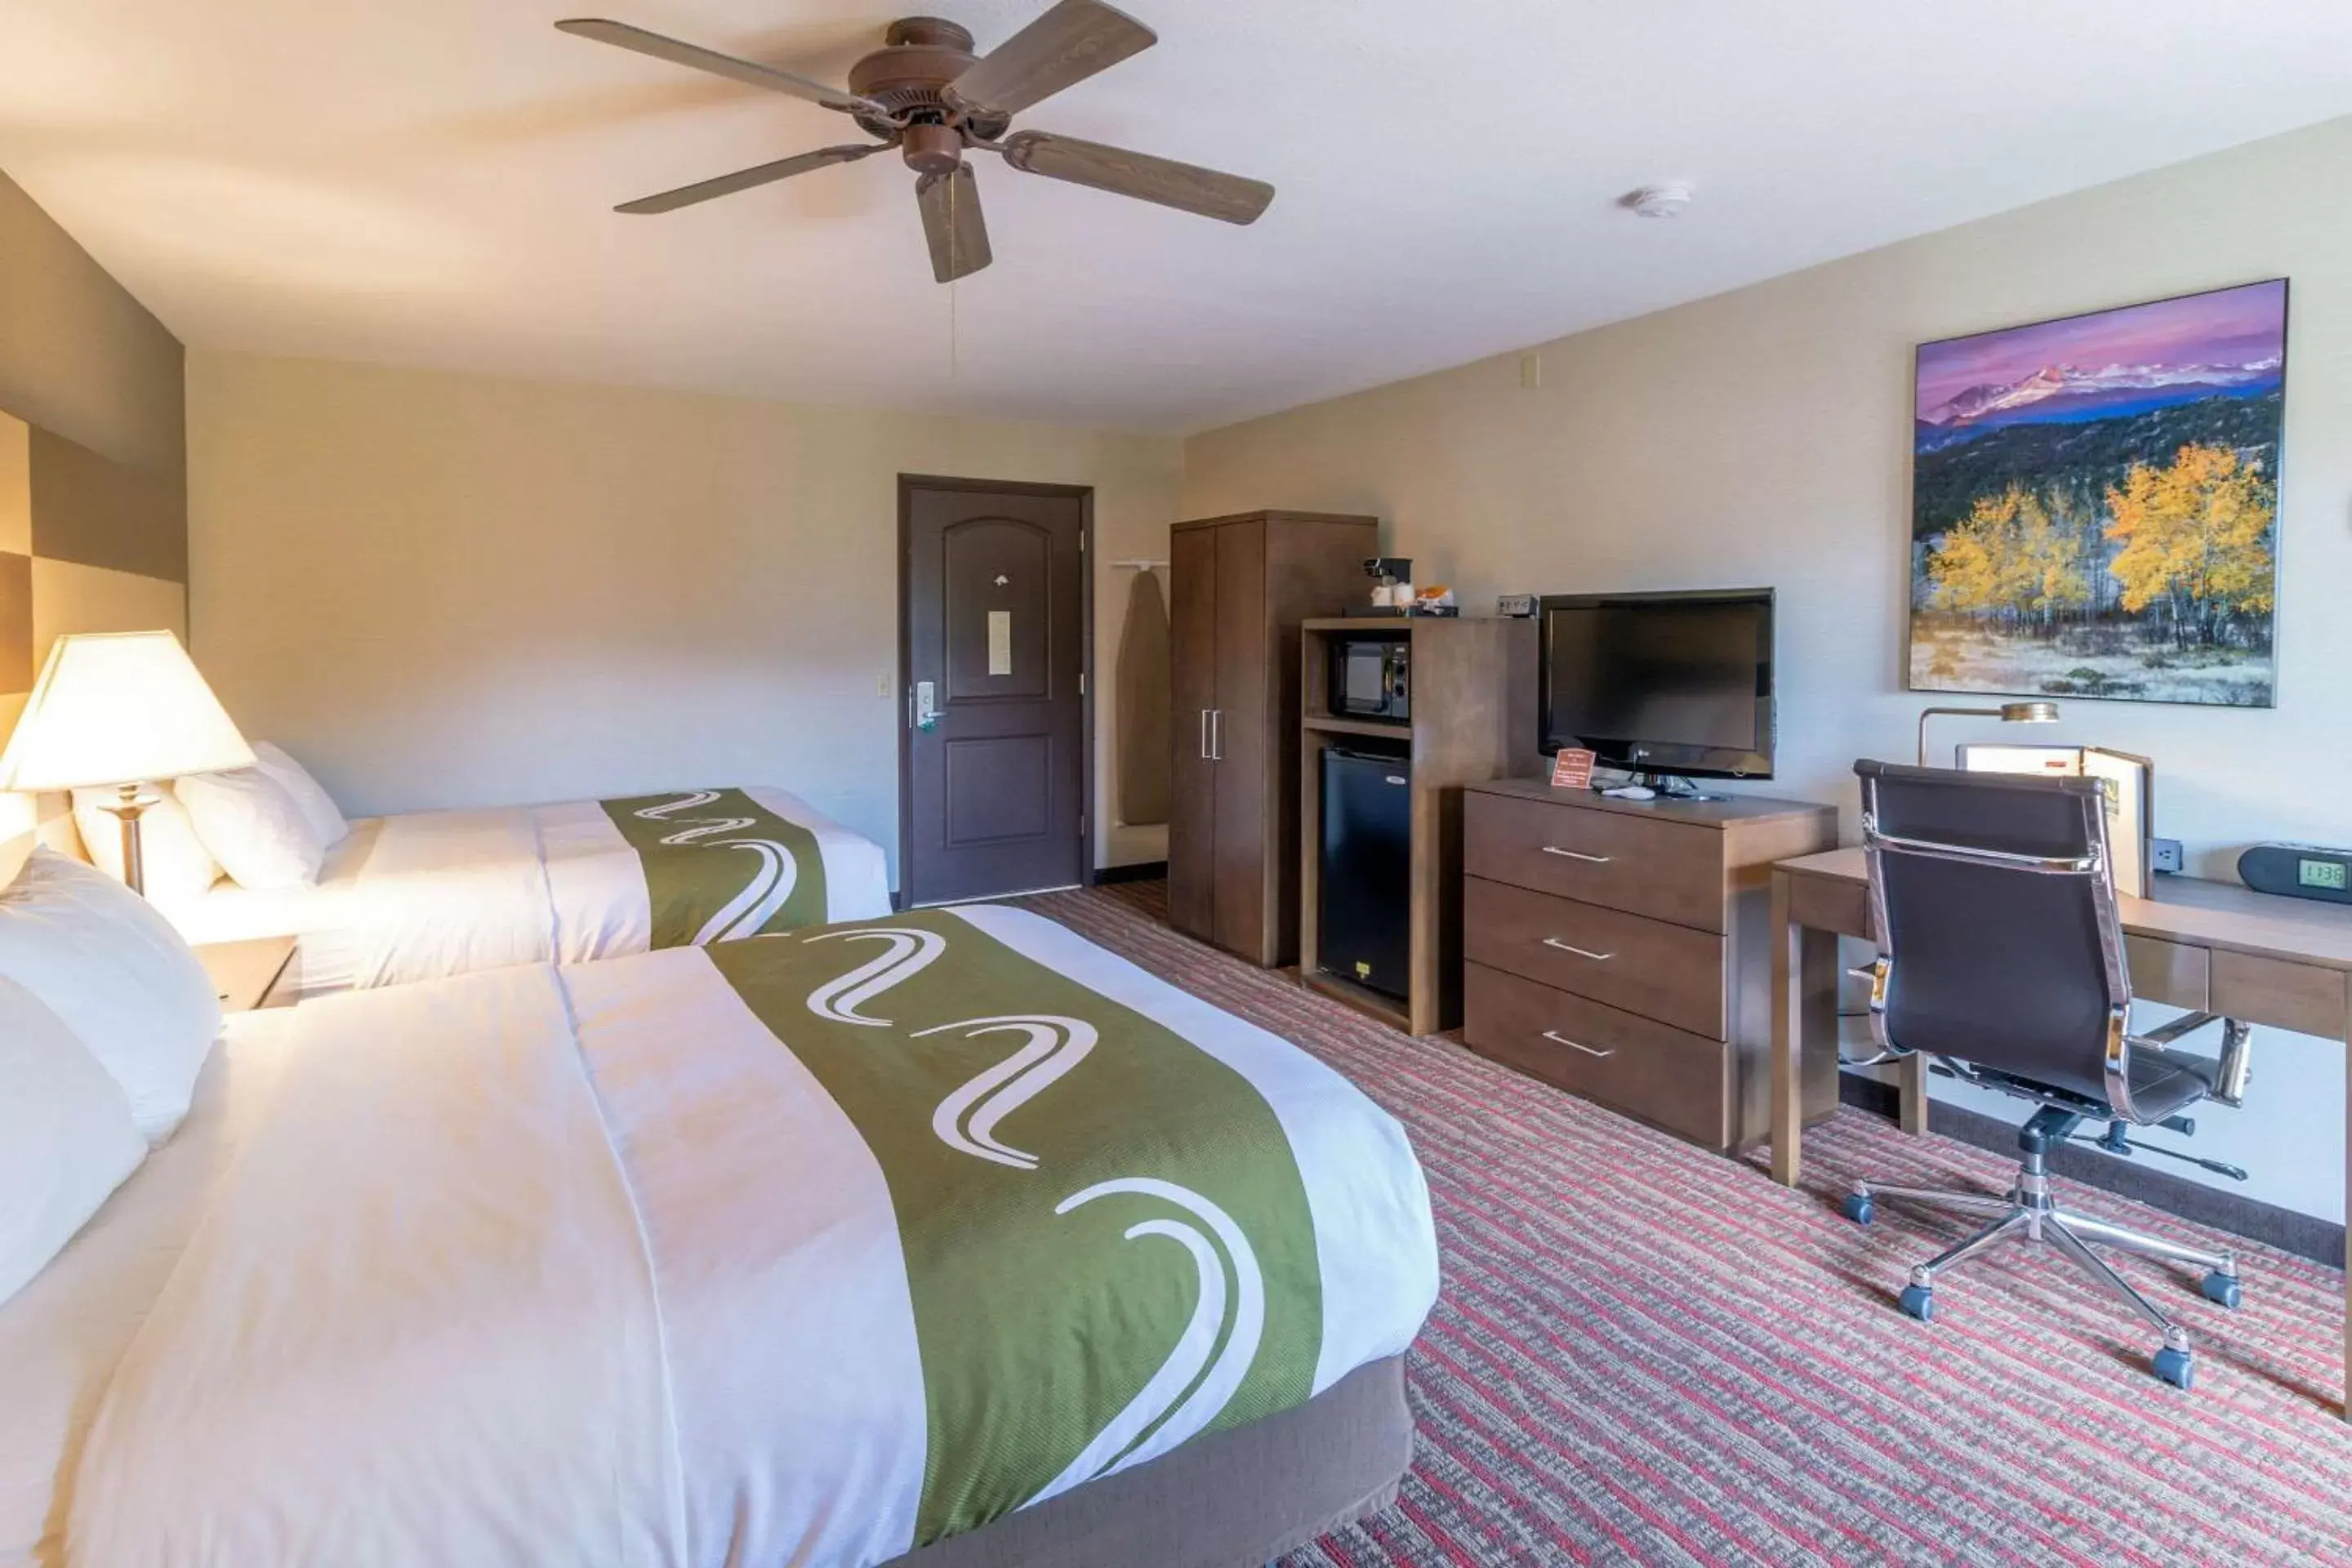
left=1168, top=510, right=1378, bottom=966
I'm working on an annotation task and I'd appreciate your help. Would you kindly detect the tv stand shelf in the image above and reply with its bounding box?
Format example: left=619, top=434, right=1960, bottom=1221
left=1301, top=617, right=1535, bottom=1036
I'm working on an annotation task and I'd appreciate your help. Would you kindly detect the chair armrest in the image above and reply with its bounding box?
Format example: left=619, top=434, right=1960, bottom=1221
left=2127, top=1011, right=2225, bottom=1050
left=2125, top=1013, right=2256, bottom=1109
left=1838, top=960, right=1909, bottom=1068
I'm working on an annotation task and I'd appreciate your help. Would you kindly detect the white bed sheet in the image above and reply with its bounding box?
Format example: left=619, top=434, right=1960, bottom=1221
left=59, top=915, right=1438, bottom=1568
left=153, top=789, right=893, bottom=998
left=0, top=1012, right=301, bottom=1568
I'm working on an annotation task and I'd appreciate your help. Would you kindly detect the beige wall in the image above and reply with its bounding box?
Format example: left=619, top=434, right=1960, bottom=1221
left=1183, top=113, right=2352, bottom=1220
left=1185, top=114, right=2352, bottom=871
left=0, top=166, right=186, bottom=850
left=187, top=351, right=1182, bottom=880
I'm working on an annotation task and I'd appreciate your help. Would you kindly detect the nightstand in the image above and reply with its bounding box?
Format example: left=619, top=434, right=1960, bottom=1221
left=193, top=937, right=297, bottom=1013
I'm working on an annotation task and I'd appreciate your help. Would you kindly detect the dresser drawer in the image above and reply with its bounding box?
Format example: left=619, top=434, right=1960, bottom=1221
left=1464, top=962, right=1731, bottom=1148
left=1465, top=791, right=1727, bottom=933
left=1464, top=876, right=1727, bottom=1038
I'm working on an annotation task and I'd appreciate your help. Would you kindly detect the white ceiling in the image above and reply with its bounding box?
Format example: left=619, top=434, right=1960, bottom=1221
left=7, top=2, right=2352, bottom=434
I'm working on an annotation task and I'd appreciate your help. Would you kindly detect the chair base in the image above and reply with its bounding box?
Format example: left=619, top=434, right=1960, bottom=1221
left=1846, top=1116, right=2240, bottom=1388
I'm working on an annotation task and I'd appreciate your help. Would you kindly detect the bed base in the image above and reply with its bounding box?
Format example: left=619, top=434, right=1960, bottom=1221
left=882, top=1355, right=1414, bottom=1568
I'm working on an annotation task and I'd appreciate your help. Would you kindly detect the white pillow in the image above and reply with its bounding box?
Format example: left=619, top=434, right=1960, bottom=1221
left=252, top=741, right=349, bottom=848
left=176, top=762, right=325, bottom=890
left=0, top=976, right=148, bottom=1306
left=71, top=785, right=224, bottom=902
left=0, top=849, right=222, bottom=1144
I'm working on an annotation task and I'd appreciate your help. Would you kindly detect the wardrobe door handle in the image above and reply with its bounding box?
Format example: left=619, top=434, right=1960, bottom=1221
left=1543, top=1030, right=1614, bottom=1059
left=1210, top=710, right=1223, bottom=761
left=1540, top=845, right=1614, bottom=864
left=1199, top=710, right=1211, bottom=760
left=1542, top=938, right=1615, bottom=962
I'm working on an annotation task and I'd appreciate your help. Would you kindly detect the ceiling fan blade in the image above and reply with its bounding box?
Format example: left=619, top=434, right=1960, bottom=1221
left=945, top=0, right=1156, bottom=119
left=555, top=18, right=884, bottom=116
left=616, top=143, right=886, bottom=215
left=916, top=163, right=993, bottom=283
left=1000, top=131, right=1273, bottom=225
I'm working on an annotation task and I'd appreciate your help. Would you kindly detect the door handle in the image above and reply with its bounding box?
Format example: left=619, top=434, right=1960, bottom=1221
left=1542, top=938, right=1614, bottom=962
left=914, top=680, right=939, bottom=732
left=1542, top=1030, right=1615, bottom=1059
left=1199, top=709, right=1211, bottom=760
left=1540, top=845, right=1615, bottom=864
left=1210, top=710, right=1223, bottom=762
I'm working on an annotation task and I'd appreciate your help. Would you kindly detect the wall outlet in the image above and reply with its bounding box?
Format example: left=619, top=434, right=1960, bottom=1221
left=1518, top=352, right=1542, bottom=390
left=876, top=671, right=892, bottom=698
left=2149, top=837, right=2185, bottom=875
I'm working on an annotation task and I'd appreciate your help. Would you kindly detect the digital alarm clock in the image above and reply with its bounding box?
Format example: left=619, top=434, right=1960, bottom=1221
left=2238, top=843, right=2352, bottom=906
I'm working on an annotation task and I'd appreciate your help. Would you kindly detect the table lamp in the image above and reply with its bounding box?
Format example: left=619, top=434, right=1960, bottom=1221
left=0, top=631, right=256, bottom=895
left=1915, top=700, right=2060, bottom=768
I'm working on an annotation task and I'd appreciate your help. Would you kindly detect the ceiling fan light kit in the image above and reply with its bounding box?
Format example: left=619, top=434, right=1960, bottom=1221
left=557, top=0, right=1275, bottom=284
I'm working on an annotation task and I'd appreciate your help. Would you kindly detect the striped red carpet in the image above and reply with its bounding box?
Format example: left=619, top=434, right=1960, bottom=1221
left=1018, top=880, right=2352, bottom=1567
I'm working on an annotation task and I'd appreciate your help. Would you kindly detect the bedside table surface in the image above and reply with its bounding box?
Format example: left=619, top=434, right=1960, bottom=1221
left=194, top=937, right=297, bottom=1013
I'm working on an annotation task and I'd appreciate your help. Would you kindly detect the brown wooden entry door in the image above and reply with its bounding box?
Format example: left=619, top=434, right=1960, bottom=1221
left=900, top=476, right=1090, bottom=906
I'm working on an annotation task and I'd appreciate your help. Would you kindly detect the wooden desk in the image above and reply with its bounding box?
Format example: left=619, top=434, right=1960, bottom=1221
left=1768, top=845, right=2352, bottom=1414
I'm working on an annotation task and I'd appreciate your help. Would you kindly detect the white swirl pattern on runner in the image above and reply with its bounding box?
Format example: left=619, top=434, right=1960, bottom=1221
left=800, top=929, right=950, bottom=1026
left=911, top=1014, right=1098, bottom=1170
left=1026, top=1178, right=1266, bottom=1506
left=632, top=792, right=800, bottom=943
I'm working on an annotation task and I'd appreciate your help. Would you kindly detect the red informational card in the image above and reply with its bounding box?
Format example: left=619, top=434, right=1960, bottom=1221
left=1550, top=748, right=1597, bottom=791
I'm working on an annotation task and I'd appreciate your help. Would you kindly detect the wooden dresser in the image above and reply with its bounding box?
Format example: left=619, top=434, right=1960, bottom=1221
left=1461, top=778, right=1839, bottom=1152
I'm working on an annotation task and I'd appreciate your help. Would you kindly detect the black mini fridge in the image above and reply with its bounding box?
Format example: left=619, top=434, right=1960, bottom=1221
left=1319, top=748, right=1412, bottom=1000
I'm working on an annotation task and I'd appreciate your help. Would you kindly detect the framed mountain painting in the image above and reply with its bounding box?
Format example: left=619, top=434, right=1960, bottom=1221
left=1909, top=278, right=2287, bottom=707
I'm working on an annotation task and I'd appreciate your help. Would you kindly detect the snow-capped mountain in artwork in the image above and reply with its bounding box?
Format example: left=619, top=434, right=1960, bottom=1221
left=1921, top=357, right=2283, bottom=430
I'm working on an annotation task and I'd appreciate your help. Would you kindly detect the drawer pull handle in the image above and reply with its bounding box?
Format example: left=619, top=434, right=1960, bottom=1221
left=1540, top=845, right=1615, bottom=864
left=1543, top=1030, right=1615, bottom=1059
left=1542, top=937, right=1615, bottom=962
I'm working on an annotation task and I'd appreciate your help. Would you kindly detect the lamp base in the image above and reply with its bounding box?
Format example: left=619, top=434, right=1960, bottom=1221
left=97, top=783, right=159, bottom=898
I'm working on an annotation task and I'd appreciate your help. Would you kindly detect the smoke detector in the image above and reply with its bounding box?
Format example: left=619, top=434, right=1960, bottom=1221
left=1621, top=183, right=1693, bottom=219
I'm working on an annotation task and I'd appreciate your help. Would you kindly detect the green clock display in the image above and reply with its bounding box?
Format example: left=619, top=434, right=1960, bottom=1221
left=2300, top=858, right=2349, bottom=892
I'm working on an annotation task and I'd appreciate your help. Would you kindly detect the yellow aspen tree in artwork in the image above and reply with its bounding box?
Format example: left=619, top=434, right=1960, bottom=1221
left=2105, top=444, right=2275, bottom=649
left=1927, top=485, right=2088, bottom=629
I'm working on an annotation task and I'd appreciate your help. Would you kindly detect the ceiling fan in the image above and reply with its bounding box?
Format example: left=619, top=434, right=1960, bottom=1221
left=555, top=0, right=1275, bottom=283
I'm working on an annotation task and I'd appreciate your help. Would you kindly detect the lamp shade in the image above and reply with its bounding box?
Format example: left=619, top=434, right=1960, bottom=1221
left=0, top=631, right=256, bottom=792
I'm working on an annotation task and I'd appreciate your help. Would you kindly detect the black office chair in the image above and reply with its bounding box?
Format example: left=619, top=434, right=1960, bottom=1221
left=1839, top=760, right=2256, bottom=1390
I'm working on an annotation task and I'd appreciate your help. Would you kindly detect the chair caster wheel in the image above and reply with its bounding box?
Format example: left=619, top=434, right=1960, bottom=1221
left=1842, top=1194, right=1875, bottom=1226
left=2199, top=1272, right=2242, bottom=1310
left=1898, top=1284, right=1934, bottom=1321
left=2152, top=1346, right=2195, bottom=1390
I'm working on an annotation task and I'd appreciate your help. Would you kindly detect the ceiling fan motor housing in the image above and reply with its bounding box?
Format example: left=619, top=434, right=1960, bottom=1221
left=849, top=17, right=1009, bottom=151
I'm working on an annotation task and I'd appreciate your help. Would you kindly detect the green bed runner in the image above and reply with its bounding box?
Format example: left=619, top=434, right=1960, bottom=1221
left=706, top=910, right=1323, bottom=1546
left=601, top=789, right=830, bottom=947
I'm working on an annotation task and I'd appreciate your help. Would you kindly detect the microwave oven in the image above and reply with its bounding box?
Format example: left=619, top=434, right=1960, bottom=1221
left=1331, top=637, right=1410, bottom=722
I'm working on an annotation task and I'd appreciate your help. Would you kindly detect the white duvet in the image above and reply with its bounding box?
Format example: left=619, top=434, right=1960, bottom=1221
left=154, top=788, right=893, bottom=998
left=60, top=910, right=1438, bottom=1568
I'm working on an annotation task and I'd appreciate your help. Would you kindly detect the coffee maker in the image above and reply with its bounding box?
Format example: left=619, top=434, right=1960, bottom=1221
left=1358, top=556, right=1413, bottom=616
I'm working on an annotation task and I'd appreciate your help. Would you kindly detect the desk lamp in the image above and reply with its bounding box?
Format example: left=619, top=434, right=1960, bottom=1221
left=0, top=631, right=255, bottom=895
left=1915, top=700, right=2060, bottom=768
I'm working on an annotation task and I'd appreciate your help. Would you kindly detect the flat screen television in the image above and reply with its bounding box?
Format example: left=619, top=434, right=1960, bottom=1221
left=1539, top=588, right=1775, bottom=780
